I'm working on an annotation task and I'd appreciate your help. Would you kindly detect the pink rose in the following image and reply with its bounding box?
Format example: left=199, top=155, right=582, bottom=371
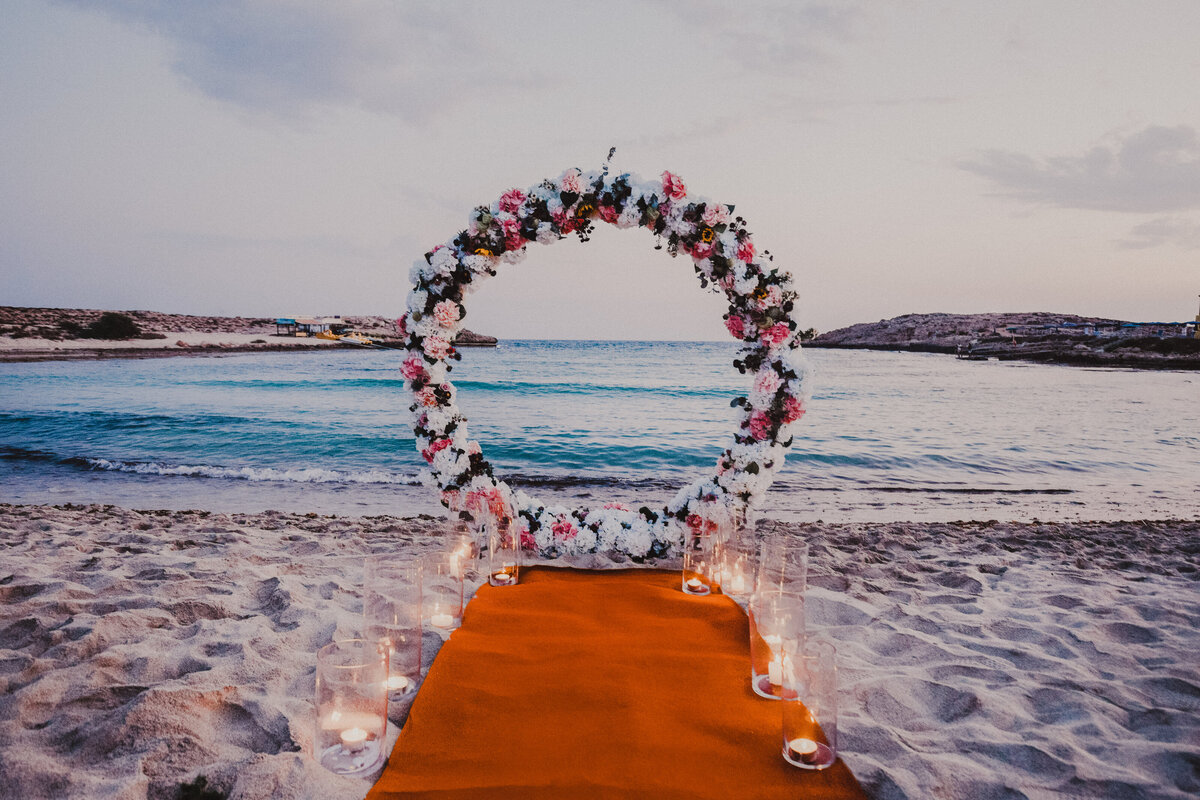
left=520, top=527, right=535, bottom=550
left=467, top=441, right=482, bottom=456
left=598, top=205, right=619, bottom=224
left=783, top=396, right=806, bottom=424
left=754, top=370, right=782, bottom=396
left=422, top=438, right=451, bottom=464
left=401, top=354, right=427, bottom=381
left=433, top=300, right=460, bottom=328
left=689, top=240, right=714, bottom=259
left=661, top=171, right=687, bottom=200
left=756, top=285, right=782, bottom=310
left=737, top=239, right=756, bottom=262
left=498, top=188, right=526, bottom=215
left=418, top=387, right=439, bottom=407
left=552, top=518, right=577, bottom=540
left=748, top=411, right=773, bottom=440
left=702, top=204, right=729, bottom=227
left=686, top=513, right=703, bottom=531
left=424, top=334, right=451, bottom=360
left=761, top=322, right=790, bottom=348
left=725, top=314, right=746, bottom=340
left=560, top=169, right=582, bottom=194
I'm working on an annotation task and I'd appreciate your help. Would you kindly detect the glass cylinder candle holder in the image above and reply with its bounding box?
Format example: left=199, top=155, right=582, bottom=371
left=315, top=639, right=388, bottom=776
left=422, top=551, right=464, bottom=636
left=756, top=533, right=809, bottom=595
left=781, top=638, right=838, bottom=770
left=717, top=533, right=755, bottom=602
left=487, top=516, right=520, bottom=587
left=749, top=589, right=805, bottom=699
left=681, top=530, right=717, bottom=596
left=363, top=554, right=422, bottom=701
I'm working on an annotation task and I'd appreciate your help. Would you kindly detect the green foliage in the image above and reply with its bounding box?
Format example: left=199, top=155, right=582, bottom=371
left=177, top=775, right=227, bottom=800
left=83, top=312, right=141, bottom=340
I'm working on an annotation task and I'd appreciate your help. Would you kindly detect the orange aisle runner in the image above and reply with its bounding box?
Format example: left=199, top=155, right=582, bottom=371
left=367, top=566, right=867, bottom=800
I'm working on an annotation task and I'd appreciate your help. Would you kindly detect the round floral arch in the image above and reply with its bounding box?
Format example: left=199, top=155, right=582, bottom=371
left=397, top=163, right=811, bottom=560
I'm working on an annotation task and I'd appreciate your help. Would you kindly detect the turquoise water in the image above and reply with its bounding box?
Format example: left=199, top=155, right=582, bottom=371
left=1, top=343, right=1196, bottom=521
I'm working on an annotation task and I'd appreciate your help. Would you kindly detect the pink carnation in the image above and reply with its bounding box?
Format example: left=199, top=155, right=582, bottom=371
left=689, top=240, right=714, bottom=260
left=702, top=204, right=729, bottom=227
left=401, top=354, right=427, bottom=382
left=417, top=387, right=439, bottom=407
left=783, top=396, right=806, bottom=424
left=520, top=527, right=535, bottom=550
left=725, top=314, right=746, bottom=340
left=424, top=334, right=451, bottom=360
left=737, top=239, right=756, bottom=263
left=748, top=411, right=773, bottom=440
left=754, top=370, right=782, bottom=396
left=433, top=300, right=460, bottom=327
left=761, top=322, right=790, bottom=348
left=498, top=188, right=526, bottom=215
left=686, top=513, right=703, bottom=532
left=395, top=315, right=408, bottom=336
left=552, top=518, right=578, bottom=540
left=661, top=171, right=687, bottom=200
left=560, top=169, right=582, bottom=194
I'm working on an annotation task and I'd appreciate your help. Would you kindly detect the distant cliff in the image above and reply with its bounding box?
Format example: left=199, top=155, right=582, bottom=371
left=809, top=312, right=1200, bottom=369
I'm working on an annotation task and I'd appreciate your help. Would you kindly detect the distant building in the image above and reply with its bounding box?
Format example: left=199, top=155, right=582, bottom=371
left=1005, top=320, right=1194, bottom=339
left=275, top=316, right=349, bottom=336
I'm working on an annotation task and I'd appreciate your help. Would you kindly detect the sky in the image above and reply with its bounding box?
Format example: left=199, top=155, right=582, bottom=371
left=2, top=1, right=1198, bottom=341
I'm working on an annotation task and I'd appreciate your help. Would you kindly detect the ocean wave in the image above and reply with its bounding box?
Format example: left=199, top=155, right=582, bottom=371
left=81, top=458, right=423, bottom=485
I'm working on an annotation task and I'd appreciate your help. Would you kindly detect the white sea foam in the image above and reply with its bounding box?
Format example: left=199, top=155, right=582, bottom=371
left=85, top=458, right=422, bottom=485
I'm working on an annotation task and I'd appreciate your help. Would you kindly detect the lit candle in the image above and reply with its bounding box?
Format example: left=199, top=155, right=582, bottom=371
left=730, top=572, right=746, bottom=594
left=788, top=737, right=819, bottom=765
left=340, top=727, right=368, bottom=754
left=386, top=675, right=411, bottom=693
left=686, top=577, right=703, bottom=591
left=492, top=571, right=511, bottom=584
left=431, top=612, right=454, bottom=628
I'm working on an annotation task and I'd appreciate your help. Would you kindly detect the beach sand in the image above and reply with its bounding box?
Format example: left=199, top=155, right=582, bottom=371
left=1, top=503, right=1197, bottom=799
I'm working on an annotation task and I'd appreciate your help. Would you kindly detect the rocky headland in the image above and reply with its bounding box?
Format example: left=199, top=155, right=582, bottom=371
left=809, top=312, right=1200, bottom=369
left=0, top=307, right=496, bottom=362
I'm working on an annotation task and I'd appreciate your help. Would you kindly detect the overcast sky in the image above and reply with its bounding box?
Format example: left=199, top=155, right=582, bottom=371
left=2, top=1, right=1198, bottom=340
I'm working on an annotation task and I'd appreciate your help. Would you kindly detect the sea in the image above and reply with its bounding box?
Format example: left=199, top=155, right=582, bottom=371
left=1, top=342, right=1197, bottom=522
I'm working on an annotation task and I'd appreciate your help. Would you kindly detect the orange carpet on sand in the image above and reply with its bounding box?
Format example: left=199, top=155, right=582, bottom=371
left=366, top=566, right=867, bottom=800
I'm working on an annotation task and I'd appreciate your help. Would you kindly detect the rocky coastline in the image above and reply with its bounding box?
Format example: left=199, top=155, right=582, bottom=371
left=0, top=306, right=496, bottom=362
left=809, top=312, right=1200, bottom=370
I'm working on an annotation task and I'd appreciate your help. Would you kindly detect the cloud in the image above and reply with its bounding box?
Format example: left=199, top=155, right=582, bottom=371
left=58, top=0, right=549, bottom=120
left=1117, top=216, right=1200, bottom=251
left=651, top=0, right=861, bottom=73
left=959, top=125, right=1200, bottom=213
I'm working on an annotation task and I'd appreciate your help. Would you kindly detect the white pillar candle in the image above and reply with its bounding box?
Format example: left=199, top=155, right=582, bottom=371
left=788, top=737, right=819, bottom=764
left=386, top=675, right=411, bottom=693
left=431, top=612, right=454, bottom=628
left=768, top=656, right=783, bottom=686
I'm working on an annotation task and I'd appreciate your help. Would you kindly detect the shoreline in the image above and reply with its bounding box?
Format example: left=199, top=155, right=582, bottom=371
left=805, top=341, right=1200, bottom=370
left=1, top=502, right=1197, bottom=799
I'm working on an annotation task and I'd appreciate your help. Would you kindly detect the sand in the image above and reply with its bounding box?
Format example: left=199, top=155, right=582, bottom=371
left=1, top=504, right=1197, bottom=799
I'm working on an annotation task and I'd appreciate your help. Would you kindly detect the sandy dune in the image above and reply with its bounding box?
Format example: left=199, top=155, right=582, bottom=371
left=1, top=504, right=1197, bottom=799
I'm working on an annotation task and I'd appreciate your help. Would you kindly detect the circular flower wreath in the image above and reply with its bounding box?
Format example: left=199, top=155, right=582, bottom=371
left=397, top=163, right=812, bottom=561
